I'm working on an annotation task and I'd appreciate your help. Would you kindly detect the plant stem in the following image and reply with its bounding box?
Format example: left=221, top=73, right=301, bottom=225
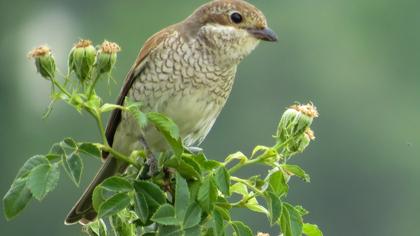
left=101, top=145, right=141, bottom=169
left=87, top=71, right=101, bottom=100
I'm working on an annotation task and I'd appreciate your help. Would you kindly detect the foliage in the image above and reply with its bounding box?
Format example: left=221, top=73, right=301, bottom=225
left=3, top=40, right=323, bottom=236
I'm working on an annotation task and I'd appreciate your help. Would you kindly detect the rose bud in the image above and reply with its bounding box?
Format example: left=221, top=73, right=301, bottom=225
left=68, top=39, right=96, bottom=81
left=276, top=103, right=319, bottom=143
left=28, top=46, right=56, bottom=80
left=95, top=40, right=121, bottom=74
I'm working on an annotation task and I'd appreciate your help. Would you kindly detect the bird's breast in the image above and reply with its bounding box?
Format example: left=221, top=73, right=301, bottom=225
left=122, top=31, right=238, bottom=149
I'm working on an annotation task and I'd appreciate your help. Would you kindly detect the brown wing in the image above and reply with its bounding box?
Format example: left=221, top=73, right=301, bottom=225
left=102, top=26, right=176, bottom=159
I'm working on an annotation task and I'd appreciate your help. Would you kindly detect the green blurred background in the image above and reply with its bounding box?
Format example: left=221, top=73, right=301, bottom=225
left=1, top=0, right=419, bottom=235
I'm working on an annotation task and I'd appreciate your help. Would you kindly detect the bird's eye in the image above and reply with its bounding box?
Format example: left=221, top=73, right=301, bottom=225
left=230, top=12, right=243, bottom=24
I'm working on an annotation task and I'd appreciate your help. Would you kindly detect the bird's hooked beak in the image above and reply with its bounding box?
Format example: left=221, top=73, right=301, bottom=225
left=247, top=27, right=278, bottom=42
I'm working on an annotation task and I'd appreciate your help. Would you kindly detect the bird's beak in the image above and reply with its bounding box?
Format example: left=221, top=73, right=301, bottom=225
left=248, top=27, right=278, bottom=42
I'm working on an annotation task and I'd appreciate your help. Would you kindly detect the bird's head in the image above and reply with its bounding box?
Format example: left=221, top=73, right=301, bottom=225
left=181, top=0, right=277, bottom=63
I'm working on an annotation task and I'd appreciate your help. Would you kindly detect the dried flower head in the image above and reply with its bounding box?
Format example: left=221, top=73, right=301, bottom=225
left=74, top=39, right=93, bottom=48
left=290, top=103, right=319, bottom=118
left=99, top=40, right=121, bottom=54
left=28, top=46, right=51, bottom=58
left=28, top=45, right=56, bottom=79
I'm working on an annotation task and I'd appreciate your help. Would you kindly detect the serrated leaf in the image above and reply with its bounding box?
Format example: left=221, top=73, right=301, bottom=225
left=282, top=165, right=310, bottom=182
left=175, top=173, right=189, bottom=223
left=267, top=170, right=288, bottom=197
left=62, top=152, right=83, bottom=186
left=147, top=112, right=183, bottom=156
left=181, top=155, right=202, bottom=175
left=183, top=202, right=202, bottom=229
left=15, top=155, right=49, bottom=179
left=166, top=157, right=201, bottom=180
left=280, top=203, right=303, bottom=236
left=79, top=143, right=101, bottom=159
left=3, top=178, right=32, bottom=220
left=245, top=197, right=268, bottom=215
left=303, top=223, right=323, bottom=236
left=214, top=167, right=230, bottom=196
left=230, top=183, right=248, bottom=196
left=134, top=181, right=166, bottom=215
left=27, top=164, right=60, bottom=201
left=100, top=176, right=133, bottom=193
left=265, top=191, right=282, bottom=225
left=194, top=153, right=221, bottom=171
left=63, top=137, right=77, bottom=148
left=98, top=192, right=130, bottom=218
left=197, top=177, right=217, bottom=213
left=134, top=191, right=149, bottom=224
left=231, top=221, right=253, bottom=236
left=151, top=204, right=178, bottom=225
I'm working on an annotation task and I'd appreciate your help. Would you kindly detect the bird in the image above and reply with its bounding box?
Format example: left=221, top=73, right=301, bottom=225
left=65, top=0, right=277, bottom=225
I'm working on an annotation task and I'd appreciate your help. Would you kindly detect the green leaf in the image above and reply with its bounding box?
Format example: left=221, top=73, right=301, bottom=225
left=88, top=219, right=107, bottom=236
left=194, top=153, right=221, bottom=171
left=231, top=221, right=253, bottom=236
left=134, top=181, right=166, bottom=215
left=230, top=183, right=248, bottom=196
left=265, top=191, right=282, bottom=225
left=92, top=186, right=106, bottom=212
left=147, top=112, right=183, bottom=156
left=151, top=204, right=178, bottom=225
left=282, top=165, right=311, bottom=182
left=215, top=206, right=231, bottom=221
left=27, top=164, right=60, bottom=201
left=181, top=155, right=202, bottom=175
left=100, top=176, right=133, bottom=193
left=184, top=225, right=201, bottom=236
left=79, top=143, right=101, bottom=158
left=110, top=209, right=137, bottom=236
left=280, top=203, right=303, bottom=236
left=15, top=155, right=49, bottom=179
left=267, top=170, right=288, bottom=197
left=157, top=225, right=182, bottom=236
left=175, top=173, right=190, bottom=223
left=245, top=197, right=268, bottom=215
left=98, top=192, right=131, bottom=218
left=212, top=209, right=224, bottom=236
left=197, top=177, right=218, bottom=213
left=3, top=178, right=32, bottom=220
left=63, top=137, right=77, bottom=148
left=214, top=167, right=230, bottom=196
left=62, top=152, right=83, bottom=186
left=183, top=202, right=202, bottom=229
left=303, top=223, right=323, bottom=236
left=134, top=191, right=149, bottom=224
left=166, top=157, right=201, bottom=180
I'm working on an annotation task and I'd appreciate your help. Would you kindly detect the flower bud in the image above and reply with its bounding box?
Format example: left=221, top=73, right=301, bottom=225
left=28, top=46, right=56, bottom=79
left=68, top=39, right=96, bottom=81
left=276, top=103, right=318, bottom=143
left=95, top=40, right=121, bottom=74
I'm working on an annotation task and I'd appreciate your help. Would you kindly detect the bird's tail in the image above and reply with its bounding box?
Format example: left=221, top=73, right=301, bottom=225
left=64, top=157, right=124, bottom=225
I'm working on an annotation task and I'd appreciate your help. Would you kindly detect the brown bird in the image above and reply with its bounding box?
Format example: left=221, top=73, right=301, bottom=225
left=65, top=0, right=277, bottom=225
